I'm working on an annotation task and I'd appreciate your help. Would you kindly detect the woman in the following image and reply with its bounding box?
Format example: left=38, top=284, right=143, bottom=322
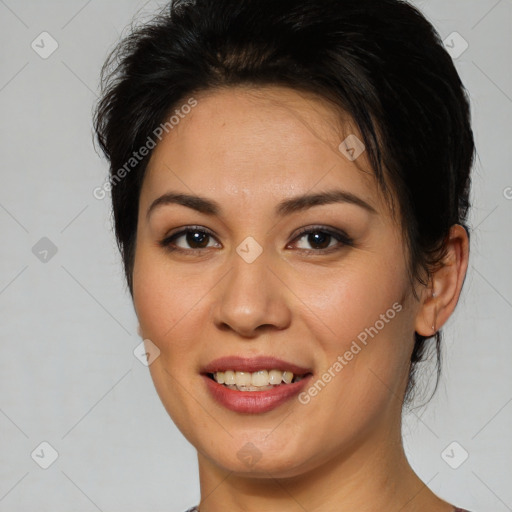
left=94, top=0, right=475, bottom=510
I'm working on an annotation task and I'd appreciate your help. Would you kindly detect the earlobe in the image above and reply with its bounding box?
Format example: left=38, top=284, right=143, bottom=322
left=414, top=285, right=438, bottom=337
left=414, top=224, right=469, bottom=337
left=431, top=290, right=438, bottom=333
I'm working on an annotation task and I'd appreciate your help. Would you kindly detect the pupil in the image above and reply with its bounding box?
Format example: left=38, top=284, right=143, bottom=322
left=308, top=232, right=330, bottom=249
left=187, top=231, right=209, bottom=248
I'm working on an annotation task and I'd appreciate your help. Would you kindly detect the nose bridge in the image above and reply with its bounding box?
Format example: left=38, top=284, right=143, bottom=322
left=214, top=238, right=291, bottom=335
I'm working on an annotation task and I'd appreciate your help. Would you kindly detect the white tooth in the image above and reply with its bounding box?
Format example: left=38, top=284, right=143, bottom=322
left=218, top=369, right=300, bottom=388
left=224, top=370, right=236, bottom=385
left=251, top=370, right=269, bottom=387
left=235, top=371, right=252, bottom=387
left=282, top=371, right=294, bottom=384
left=268, top=369, right=283, bottom=385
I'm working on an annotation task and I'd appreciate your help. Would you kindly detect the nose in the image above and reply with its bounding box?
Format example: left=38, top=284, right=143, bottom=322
left=213, top=249, right=292, bottom=338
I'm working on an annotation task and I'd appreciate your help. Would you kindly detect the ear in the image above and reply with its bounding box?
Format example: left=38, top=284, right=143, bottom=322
left=415, top=224, right=469, bottom=337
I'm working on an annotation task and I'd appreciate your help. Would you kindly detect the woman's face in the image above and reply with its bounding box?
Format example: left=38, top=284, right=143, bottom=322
left=132, top=86, right=423, bottom=477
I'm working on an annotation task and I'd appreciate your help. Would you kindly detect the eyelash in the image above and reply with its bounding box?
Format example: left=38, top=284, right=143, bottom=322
left=158, top=225, right=354, bottom=255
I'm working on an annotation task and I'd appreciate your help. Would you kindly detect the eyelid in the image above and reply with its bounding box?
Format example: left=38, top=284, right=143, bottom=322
left=163, top=224, right=216, bottom=239
left=159, top=225, right=220, bottom=248
left=288, top=225, right=354, bottom=249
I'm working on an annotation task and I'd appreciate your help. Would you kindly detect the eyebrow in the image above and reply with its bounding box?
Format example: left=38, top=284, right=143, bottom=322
left=146, top=189, right=377, bottom=220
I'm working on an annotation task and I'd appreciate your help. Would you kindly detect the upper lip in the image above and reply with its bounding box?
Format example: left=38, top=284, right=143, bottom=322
left=202, top=356, right=312, bottom=375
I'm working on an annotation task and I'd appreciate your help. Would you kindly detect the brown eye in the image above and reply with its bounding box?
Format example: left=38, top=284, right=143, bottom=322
left=160, top=227, right=221, bottom=252
left=290, top=226, right=353, bottom=252
left=184, top=230, right=210, bottom=248
left=304, top=232, right=332, bottom=250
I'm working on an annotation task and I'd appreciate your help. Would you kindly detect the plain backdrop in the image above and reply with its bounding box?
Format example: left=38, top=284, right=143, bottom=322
left=0, top=1, right=511, bottom=511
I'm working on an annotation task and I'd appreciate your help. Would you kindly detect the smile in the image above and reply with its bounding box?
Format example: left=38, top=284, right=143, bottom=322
left=209, top=369, right=307, bottom=391
left=201, top=356, right=313, bottom=413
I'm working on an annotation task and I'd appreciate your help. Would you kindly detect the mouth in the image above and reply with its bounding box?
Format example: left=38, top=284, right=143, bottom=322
left=205, top=369, right=310, bottom=391
left=201, top=356, right=313, bottom=413
left=201, top=355, right=312, bottom=389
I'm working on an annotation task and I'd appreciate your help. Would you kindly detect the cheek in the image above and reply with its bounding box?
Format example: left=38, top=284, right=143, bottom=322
left=297, top=253, right=409, bottom=347
left=132, top=249, right=211, bottom=434
left=132, top=247, right=206, bottom=359
left=295, top=254, right=412, bottom=408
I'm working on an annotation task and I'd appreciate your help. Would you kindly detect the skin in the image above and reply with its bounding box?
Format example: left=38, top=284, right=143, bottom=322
left=132, top=85, right=469, bottom=512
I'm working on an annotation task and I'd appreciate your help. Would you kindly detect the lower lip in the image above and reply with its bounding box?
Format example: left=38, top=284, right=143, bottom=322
left=202, top=374, right=313, bottom=414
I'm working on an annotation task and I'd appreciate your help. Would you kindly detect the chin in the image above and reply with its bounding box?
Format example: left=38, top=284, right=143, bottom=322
left=196, top=433, right=319, bottom=479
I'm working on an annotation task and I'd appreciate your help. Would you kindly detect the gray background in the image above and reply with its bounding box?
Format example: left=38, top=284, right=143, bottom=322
left=0, top=1, right=510, bottom=511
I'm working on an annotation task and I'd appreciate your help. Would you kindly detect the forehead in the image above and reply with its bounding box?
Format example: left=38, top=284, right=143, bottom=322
left=142, top=85, right=383, bottom=212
